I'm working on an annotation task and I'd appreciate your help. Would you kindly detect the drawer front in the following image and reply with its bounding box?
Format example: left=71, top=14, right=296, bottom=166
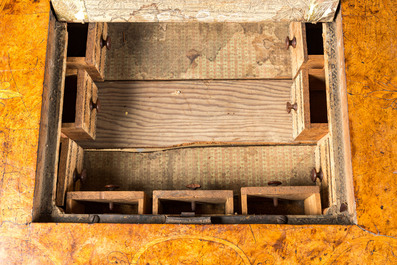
left=289, top=22, right=308, bottom=78
left=62, top=69, right=98, bottom=141
left=56, top=136, right=84, bottom=207
left=291, top=68, right=310, bottom=138
left=85, top=22, right=108, bottom=81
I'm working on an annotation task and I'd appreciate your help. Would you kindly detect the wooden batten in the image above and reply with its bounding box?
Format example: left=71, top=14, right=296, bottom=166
left=80, top=79, right=294, bottom=148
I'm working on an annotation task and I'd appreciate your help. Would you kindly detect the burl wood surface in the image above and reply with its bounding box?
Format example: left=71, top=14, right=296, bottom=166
left=0, top=0, right=396, bottom=264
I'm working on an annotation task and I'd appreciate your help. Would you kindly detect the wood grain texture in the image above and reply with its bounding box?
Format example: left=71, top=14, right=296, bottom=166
left=51, top=0, right=339, bottom=23
left=294, top=123, right=328, bottom=142
left=81, top=80, right=293, bottom=148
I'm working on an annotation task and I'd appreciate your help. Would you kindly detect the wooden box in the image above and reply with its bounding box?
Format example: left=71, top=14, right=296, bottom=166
left=66, top=191, right=148, bottom=214
left=153, top=190, right=234, bottom=215
left=66, top=23, right=109, bottom=82
left=61, top=69, right=99, bottom=141
left=241, top=186, right=322, bottom=215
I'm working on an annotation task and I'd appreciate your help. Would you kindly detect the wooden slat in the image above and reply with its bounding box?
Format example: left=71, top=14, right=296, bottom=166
left=304, top=193, right=322, bottom=215
left=52, top=0, right=340, bottom=23
left=67, top=57, right=103, bottom=82
left=153, top=190, right=234, bottom=215
left=305, top=55, right=324, bottom=70
left=294, top=123, right=329, bottom=143
left=79, top=80, right=293, bottom=148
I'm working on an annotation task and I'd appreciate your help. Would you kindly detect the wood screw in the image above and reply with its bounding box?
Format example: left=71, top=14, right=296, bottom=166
left=73, top=168, right=86, bottom=183
left=105, top=184, right=119, bottom=211
left=311, top=168, right=324, bottom=182
left=90, top=98, right=100, bottom=113
left=186, top=184, right=201, bottom=212
left=100, top=36, right=111, bottom=50
left=268, top=181, right=282, bottom=207
left=285, top=36, right=297, bottom=49
left=286, top=102, right=298, bottom=113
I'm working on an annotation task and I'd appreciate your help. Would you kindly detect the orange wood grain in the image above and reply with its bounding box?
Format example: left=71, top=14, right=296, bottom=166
left=0, top=0, right=396, bottom=264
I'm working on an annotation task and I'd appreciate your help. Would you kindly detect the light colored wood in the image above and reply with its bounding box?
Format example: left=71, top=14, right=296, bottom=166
left=51, top=0, right=340, bottom=23
left=241, top=194, right=248, bottom=216
left=55, top=136, right=84, bottom=206
left=152, top=190, right=234, bottom=215
left=61, top=70, right=98, bottom=141
left=289, top=22, right=308, bottom=79
left=294, top=123, right=329, bottom=142
left=65, top=68, right=78, bottom=76
left=305, top=55, right=325, bottom=70
left=66, top=23, right=107, bottom=82
left=81, top=80, right=294, bottom=148
left=66, top=191, right=147, bottom=214
left=241, top=186, right=321, bottom=215
left=291, top=68, right=310, bottom=138
left=304, top=193, right=322, bottom=215
left=309, top=68, right=326, bottom=86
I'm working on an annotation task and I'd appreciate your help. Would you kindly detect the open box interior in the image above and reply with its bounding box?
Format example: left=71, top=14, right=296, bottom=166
left=33, top=10, right=355, bottom=224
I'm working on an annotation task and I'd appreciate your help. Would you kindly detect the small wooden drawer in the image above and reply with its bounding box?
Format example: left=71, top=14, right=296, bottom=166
left=288, top=23, right=325, bottom=78
left=66, top=191, right=148, bottom=214
left=66, top=23, right=109, bottom=82
left=291, top=68, right=328, bottom=139
left=61, top=69, right=99, bottom=141
left=153, top=190, right=234, bottom=215
left=55, top=136, right=84, bottom=207
left=241, top=186, right=321, bottom=215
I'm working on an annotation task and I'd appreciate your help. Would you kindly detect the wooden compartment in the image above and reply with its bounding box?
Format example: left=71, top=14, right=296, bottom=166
left=288, top=22, right=325, bottom=78
left=241, top=186, right=321, bottom=215
left=66, top=23, right=109, bottom=82
left=291, top=68, right=328, bottom=140
left=61, top=69, right=99, bottom=141
left=55, top=136, right=84, bottom=207
left=35, top=14, right=355, bottom=224
left=153, top=190, right=234, bottom=215
left=66, top=191, right=148, bottom=214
